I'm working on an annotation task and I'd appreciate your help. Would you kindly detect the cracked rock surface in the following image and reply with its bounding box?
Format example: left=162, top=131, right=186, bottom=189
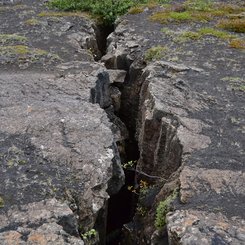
left=103, top=1, right=245, bottom=243
left=0, top=0, right=125, bottom=243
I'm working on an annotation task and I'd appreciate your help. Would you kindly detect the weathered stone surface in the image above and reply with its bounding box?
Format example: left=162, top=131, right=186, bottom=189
left=103, top=1, right=245, bottom=243
left=0, top=0, right=100, bottom=70
left=0, top=69, right=124, bottom=235
left=107, top=69, right=127, bottom=84
left=0, top=0, right=126, bottom=243
left=180, top=166, right=245, bottom=204
left=0, top=198, right=84, bottom=245
left=167, top=209, right=245, bottom=245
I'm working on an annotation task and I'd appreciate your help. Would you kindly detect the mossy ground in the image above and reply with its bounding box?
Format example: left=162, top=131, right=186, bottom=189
left=0, top=34, right=27, bottom=45
left=145, top=45, right=169, bottom=61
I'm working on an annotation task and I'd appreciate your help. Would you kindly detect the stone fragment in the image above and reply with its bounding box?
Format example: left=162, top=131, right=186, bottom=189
left=167, top=210, right=245, bottom=245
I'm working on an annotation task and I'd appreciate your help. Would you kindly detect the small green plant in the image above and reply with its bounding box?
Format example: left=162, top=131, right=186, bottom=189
left=145, top=45, right=168, bottom=61
left=155, top=190, right=178, bottom=230
left=122, top=160, right=136, bottom=169
left=81, top=229, right=97, bottom=240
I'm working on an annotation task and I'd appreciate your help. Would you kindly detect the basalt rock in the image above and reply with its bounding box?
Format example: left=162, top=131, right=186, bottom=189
left=0, top=1, right=126, bottom=244
left=103, top=3, right=245, bottom=244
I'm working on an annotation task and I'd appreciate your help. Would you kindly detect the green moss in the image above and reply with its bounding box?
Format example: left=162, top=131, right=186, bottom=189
left=0, top=34, right=27, bottom=44
left=198, top=27, right=235, bottom=39
left=155, top=190, right=178, bottom=230
left=144, top=45, right=168, bottom=61
left=185, top=0, right=213, bottom=11
left=25, top=18, right=40, bottom=26
left=175, top=27, right=235, bottom=43
left=150, top=2, right=245, bottom=24
left=169, top=11, right=192, bottom=21
left=0, top=45, right=61, bottom=60
left=178, top=31, right=201, bottom=41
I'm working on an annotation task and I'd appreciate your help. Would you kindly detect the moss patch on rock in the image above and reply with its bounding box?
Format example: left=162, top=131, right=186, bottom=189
left=24, top=18, right=40, bottom=26
left=145, top=45, right=169, bottom=61
left=0, top=34, right=28, bottom=45
left=150, top=2, right=245, bottom=24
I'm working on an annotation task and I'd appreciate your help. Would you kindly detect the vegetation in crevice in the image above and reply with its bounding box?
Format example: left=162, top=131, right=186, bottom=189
left=155, top=190, right=178, bottom=230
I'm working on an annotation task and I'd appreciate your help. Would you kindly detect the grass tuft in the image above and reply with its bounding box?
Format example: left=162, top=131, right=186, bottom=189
left=24, top=18, right=40, bottom=26
left=229, top=39, right=245, bottom=49
left=0, top=34, right=27, bottom=44
left=218, top=18, right=245, bottom=33
left=128, top=6, right=144, bottom=14
left=144, top=45, right=168, bottom=61
left=150, top=1, right=245, bottom=24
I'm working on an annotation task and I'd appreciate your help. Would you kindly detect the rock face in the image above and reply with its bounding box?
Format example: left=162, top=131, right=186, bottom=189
left=0, top=0, right=125, bottom=244
left=103, top=1, right=245, bottom=244
left=0, top=199, right=84, bottom=245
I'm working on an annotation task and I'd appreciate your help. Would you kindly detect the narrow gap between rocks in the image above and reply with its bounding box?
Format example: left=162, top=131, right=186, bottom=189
left=92, top=24, right=142, bottom=244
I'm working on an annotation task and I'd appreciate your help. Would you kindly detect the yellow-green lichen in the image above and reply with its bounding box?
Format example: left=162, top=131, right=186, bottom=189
left=0, top=45, right=61, bottom=62
left=0, top=34, right=27, bottom=44
left=25, top=18, right=40, bottom=26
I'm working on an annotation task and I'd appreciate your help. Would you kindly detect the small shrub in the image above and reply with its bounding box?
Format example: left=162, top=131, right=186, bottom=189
left=145, top=45, right=168, bottom=61
left=218, top=18, right=245, bottom=33
left=155, top=190, right=177, bottom=230
left=48, top=0, right=141, bottom=24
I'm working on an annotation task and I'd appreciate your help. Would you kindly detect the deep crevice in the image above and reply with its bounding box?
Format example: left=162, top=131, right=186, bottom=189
left=94, top=24, right=115, bottom=57
left=105, top=67, right=144, bottom=244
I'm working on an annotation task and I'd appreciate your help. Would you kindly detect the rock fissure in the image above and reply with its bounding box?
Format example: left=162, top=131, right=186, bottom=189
left=1, top=1, right=244, bottom=245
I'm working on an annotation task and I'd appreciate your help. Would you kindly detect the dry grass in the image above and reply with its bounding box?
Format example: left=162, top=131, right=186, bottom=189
left=218, top=18, right=245, bottom=33
left=229, top=39, right=245, bottom=49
